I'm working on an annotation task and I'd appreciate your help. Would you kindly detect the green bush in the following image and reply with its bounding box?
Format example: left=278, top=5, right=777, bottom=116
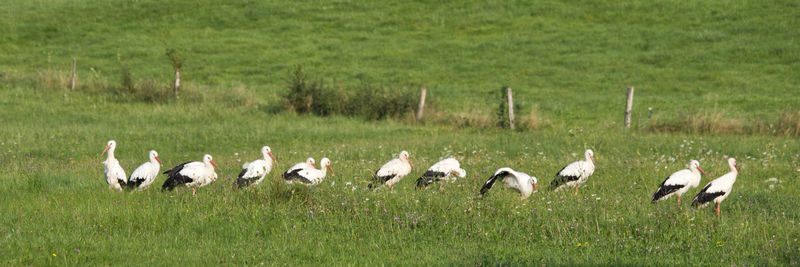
left=283, top=66, right=416, bottom=121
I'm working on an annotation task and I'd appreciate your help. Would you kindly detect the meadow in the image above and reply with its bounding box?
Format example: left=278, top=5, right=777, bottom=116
left=1, top=0, right=799, bottom=265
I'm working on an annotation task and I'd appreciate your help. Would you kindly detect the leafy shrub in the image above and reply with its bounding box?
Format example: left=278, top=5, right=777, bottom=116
left=283, top=66, right=416, bottom=120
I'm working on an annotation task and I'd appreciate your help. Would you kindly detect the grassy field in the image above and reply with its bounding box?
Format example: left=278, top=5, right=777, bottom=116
left=1, top=0, right=799, bottom=265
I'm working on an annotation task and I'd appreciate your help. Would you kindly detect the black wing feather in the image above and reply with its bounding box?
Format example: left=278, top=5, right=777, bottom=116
left=234, top=167, right=252, bottom=189
left=415, top=170, right=446, bottom=188
left=368, top=170, right=396, bottom=189
left=126, top=177, right=146, bottom=189
left=651, top=177, right=686, bottom=202
left=478, top=170, right=510, bottom=196
left=282, top=169, right=313, bottom=184
left=161, top=162, right=194, bottom=191
left=549, top=165, right=580, bottom=190
left=691, top=184, right=725, bottom=207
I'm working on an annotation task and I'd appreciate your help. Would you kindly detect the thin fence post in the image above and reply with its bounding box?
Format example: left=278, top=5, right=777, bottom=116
left=416, top=87, right=426, bottom=121
left=507, top=87, right=515, bottom=130
left=174, top=68, right=181, bottom=98
left=625, top=86, right=635, bottom=129
left=70, top=58, right=76, bottom=91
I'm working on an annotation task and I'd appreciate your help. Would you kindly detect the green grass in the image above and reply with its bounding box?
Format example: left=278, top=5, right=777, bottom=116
left=1, top=0, right=799, bottom=265
left=1, top=88, right=798, bottom=265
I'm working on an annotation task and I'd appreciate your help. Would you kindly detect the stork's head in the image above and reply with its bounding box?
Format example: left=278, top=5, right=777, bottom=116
left=585, top=149, right=594, bottom=164
left=531, top=176, right=538, bottom=193
left=150, top=150, right=162, bottom=165
left=728, top=158, right=738, bottom=173
left=306, top=157, right=317, bottom=169
left=101, top=140, right=117, bottom=156
left=204, top=154, right=218, bottom=168
left=689, top=159, right=704, bottom=175
left=262, top=146, right=276, bottom=163
left=320, top=157, right=334, bottom=176
left=400, top=150, right=414, bottom=169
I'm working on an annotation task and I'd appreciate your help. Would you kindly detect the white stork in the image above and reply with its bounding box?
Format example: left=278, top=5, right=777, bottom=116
left=282, top=157, right=316, bottom=184
left=549, top=149, right=595, bottom=195
left=651, top=159, right=705, bottom=206
left=478, top=168, right=538, bottom=199
left=101, top=140, right=126, bottom=191
left=369, top=151, right=414, bottom=191
left=235, top=146, right=276, bottom=188
left=283, top=157, right=333, bottom=185
left=161, top=154, right=219, bottom=195
left=692, top=158, right=739, bottom=215
left=414, top=157, right=466, bottom=189
left=125, top=150, right=163, bottom=190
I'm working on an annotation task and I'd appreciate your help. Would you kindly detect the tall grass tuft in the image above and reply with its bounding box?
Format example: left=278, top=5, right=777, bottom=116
left=35, top=67, right=70, bottom=91
left=114, top=56, right=174, bottom=103
left=647, top=108, right=743, bottom=134
left=647, top=108, right=800, bottom=136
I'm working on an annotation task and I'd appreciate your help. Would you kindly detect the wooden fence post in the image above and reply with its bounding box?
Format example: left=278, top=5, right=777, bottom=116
left=70, top=58, right=76, bottom=91
left=174, top=68, right=181, bottom=98
left=416, top=87, right=426, bottom=121
left=507, top=87, right=515, bottom=130
left=625, top=86, right=635, bottom=129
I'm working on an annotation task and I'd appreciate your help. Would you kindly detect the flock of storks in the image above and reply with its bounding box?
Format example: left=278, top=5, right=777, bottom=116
left=101, top=140, right=740, bottom=215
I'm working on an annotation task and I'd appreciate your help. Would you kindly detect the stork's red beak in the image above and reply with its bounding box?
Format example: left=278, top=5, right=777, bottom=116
left=210, top=160, right=218, bottom=168
left=312, top=163, right=317, bottom=169
left=734, top=164, right=739, bottom=172
left=155, top=156, right=163, bottom=165
left=268, top=152, right=276, bottom=163
left=590, top=155, right=595, bottom=165
left=533, top=183, right=538, bottom=192
left=409, top=160, right=414, bottom=170
left=328, top=165, right=335, bottom=176
left=100, top=145, right=110, bottom=156
left=697, top=166, right=706, bottom=175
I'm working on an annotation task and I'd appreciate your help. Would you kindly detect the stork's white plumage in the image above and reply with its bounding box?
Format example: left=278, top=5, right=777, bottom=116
left=415, top=157, right=466, bottom=189
left=235, top=146, right=276, bottom=188
left=282, top=157, right=316, bottom=183
left=161, top=154, right=219, bottom=195
left=283, top=157, right=334, bottom=185
left=125, top=150, right=162, bottom=190
left=101, top=140, right=126, bottom=191
left=549, top=149, right=595, bottom=195
left=651, top=160, right=705, bottom=206
left=692, top=158, right=739, bottom=215
left=478, top=168, right=538, bottom=199
left=370, top=151, right=414, bottom=191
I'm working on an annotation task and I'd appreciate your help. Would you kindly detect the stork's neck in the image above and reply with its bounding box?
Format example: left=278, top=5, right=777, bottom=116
left=106, top=148, right=115, bottom=160
left=319, top=164, right=329, bottom=176
left=585, top=155, right=594, bottom=166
